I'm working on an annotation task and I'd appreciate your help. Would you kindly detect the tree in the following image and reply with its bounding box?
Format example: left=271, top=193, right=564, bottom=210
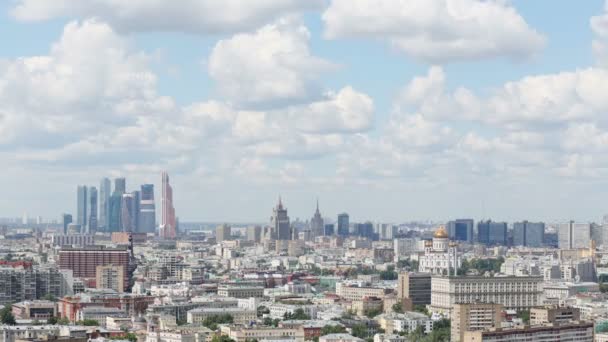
left=203, top=314, right=234, bottom=330
left=380, top=265, right=398, bottom=280
left=211, top=335, right=235, bottom=342
left=413, top=305, right=429, bottom=316
left=321, top=325, right=346, bottom=336
left=57, top=317, right=70, bottom=325
left=351, top=324, right=368, bottom=339
left=110, top=333, right=137, bottom=342
left=257, top=306, right=270, bottom=318
left=47, top=316, right=58, bottom=325
left=44, top=294, right=58, bottom=302
left=517, top=310, right=530, bottom=324
left=0, top=305, right=16, bottom=325
left=392, top=303, right=404, bottom=313
left=364, top=308, right=382, bottom=318
left=76, top=319, right=99, bottom=326
left=284, top=308, right=310, bottom=320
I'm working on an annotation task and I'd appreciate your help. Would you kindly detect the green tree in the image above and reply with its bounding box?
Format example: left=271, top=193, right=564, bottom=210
left=413, top=305, right=429, bottom=316
left=517, top=310, right=530, bottom=324
left=0, top=305, right=16, bottom=325
left=202, top=314, right=234, bottom=330
left=351, top=324, right=368, bottom=338
left=283, top=308, right=310, bottom=320
left=380, top=265, right=398, bottom=280
left=211, top=335, right=235, bottom=342
left=257, top=306, right=270, bottom=318
left=321, top=325, right=347, bottom=336
left=76, top=319, right=100, bottom=326
left=47, top=316, right=58, bottom=325
left=392, top=303, right=404, bottom=313
left=57, top=317, right=70, bottom=325
left=364, top=308, right=382, bottom=318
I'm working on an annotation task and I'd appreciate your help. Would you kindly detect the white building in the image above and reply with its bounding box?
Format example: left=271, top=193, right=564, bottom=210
left=419, top=226, right=461, bottom=275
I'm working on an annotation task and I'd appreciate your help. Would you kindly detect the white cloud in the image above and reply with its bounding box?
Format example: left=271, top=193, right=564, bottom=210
left=322, top=0, right=545, bottom=63
left=11, top=0, right=324, bottom=34
left=208, top=17, right=335, bottom=107
left=591, top=1, right=608, bottom=65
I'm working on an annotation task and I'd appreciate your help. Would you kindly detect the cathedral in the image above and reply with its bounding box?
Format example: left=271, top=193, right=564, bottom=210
left=419, top=225, right=461, bottom=275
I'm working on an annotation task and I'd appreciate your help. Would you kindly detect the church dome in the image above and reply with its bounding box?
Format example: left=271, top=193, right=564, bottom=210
left=433, top=225, right=448, bottom=239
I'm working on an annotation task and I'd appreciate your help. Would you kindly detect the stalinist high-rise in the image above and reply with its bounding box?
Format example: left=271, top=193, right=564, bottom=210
left=270, top=197, right=291, bottom=240
left=310, top=199, right=324, bottom=239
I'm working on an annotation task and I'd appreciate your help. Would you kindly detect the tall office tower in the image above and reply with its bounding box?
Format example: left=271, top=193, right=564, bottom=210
left=120, top=193, right=136, bottom=232
left=477, top=220, right=507, bottom=245
left=99, top=178, right=111, bottom=231
left=451, top=303, right=503, bottom=342
left=247, top=226, right=262, bottom=243
left=310, top=199, right=324, bottom=239
left=86, top=186, right=98, bottom=234
left=356, top=222, right=376, bottom=240
left=324, top=224, right=335, bottom=236
left=558, top=221, right=592, bottom=249
left=447, top=219, right=474, bottom=242
left=139, top=184, right=155, bottom=233
left=62, top=214, right=72, bottom=235
left=132, top=190, right=140, bottom=232
left=114, top=177, right=126, bottom=194
left=76, top=186, right=87, bottom=229
left=108, top=194, right=122, bottom=232
left=513, top=221, right=545, bottom=247
left=160, top=171, right=176, bottom=239
left=216, top=224, right=231, bottom=243
left=397, top=272, right=432, bottom=305
left=377, top=223, right=396, bottom=240
left=270, top=197, right=291, bottom=240
left=337, top=213, right=349, bottom=237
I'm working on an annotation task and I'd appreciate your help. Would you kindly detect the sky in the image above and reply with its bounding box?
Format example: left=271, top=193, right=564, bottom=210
left=1, top=0, right=608, bottom=224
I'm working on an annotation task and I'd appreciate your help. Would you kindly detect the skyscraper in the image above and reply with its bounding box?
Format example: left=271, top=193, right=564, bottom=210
left=270, top=197, right=291, bottom=240
left=76, top=186, right=87, bottom=230
left=132, top=190, right=140, bottom=232
left=139, top=184, right=155, bottom=233
left=99, top=178, right=111, bottom=231
left=447, top=219, right=474, bottom=242
left=558, top=221, right=591, bottom=249
left=337, top=213, right=349, bottom=237
left=62, top=214, right=72, bottom=235
left=216, top=224, right=231, bottom=243
left=121, top=193, right=135, bottom=232
left=310, top=199, right=324, bottom=239
left=87, top=186, right=98, bottom=234
left=160, top=172, right=176, bottom=239
left=477, top=220, right=507, bottom=245
left=108, top=178, right=126, bottom=233
left=114, top=177, right=126, bottom=194
left=513, top=221, right=545, bottom=247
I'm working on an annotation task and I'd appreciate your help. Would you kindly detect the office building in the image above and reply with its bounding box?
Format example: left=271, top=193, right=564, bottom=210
left=188, top=307, right=256, bottom=325
left=159, top=171, right=176, bottom=239
left=447, top=219, right=474, bottom=242
left=335, top=283, right=390, bottom=301
left=217, top=285, right=264, bottom=298
left=62, top=214, right=72, bottom=235
left=99, top=178, right=111, bottom=231
left=337, top=213, right=349, bottom=237
left=86, top=186, right=97, bottom=234
left=324, top=224, right=335, bottom=236
left=58, top=245, right=131, bottom=291
left=477, top=220, right=507, bottom=245
left=76, top=186, right=87, bottom=230
left=463, top=321, right=593, bottom=342
left=114, top=177, right=126, bottom=194
left=397, top=272, right=431, bottom=305
left=530, top=306, right=580, bottom=325
left=355, top=222, right=376, bottom=240
left=513, top=221, right=545, bottom=247
left=11, top=300, right=58, bottom=320
left=270, top=197, right=291, bottom=240
left=108, top=193, right=122, bottom=232
left=96, top=265, right=125, bottom=292
left=120, top=193, right=135, bottom=232
left=247, top=226, right=262, bottom=243
left=139, top=184, right=155, bottom=233
left=451, top=303, right=503, bottom=342
left=558, top=221, right=592, bottom=249
left=310, top=199, right=324, bottom=239
left=430, top=275, right=543, bottom=315
left=132, top=190, right=140, bottom=232
left=216, top=224, right=232, bottom=243
left=51, top=234, right=95, bottom=247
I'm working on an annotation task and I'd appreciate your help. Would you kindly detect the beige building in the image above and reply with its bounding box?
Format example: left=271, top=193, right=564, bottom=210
left=95, top=264, right=125, bottom=292
left=397, top=272, right=431, bottom=305
left=351, top=297, right=383, bottom=316
left=530, top=306, right=580, bottom=325
left=217, top=285, right=264, bottom=298
left=451, top=303, right=503, bottom=342
left=463, top=322, right=593, bottom=342
left=430, top=275, right=542, bottom=316
left=336, top=283, right=390, bottom=301
left=187, top=307, right=256, bottom=325
left=220, top=325, right=305, bottom=342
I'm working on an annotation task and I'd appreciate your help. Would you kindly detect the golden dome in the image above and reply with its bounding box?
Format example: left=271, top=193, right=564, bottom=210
left=433, top=225, right=448, bottom=239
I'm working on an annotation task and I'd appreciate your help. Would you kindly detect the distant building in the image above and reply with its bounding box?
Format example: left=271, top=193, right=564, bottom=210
left=99, top=178, right=111, bottom=232
left=139, top=184, right=155, bottom=233
left=12, top=300, right=57, bottom=320
left=463, top=321, right=593, bottom=342
left=447, top=219, right=474, bottom=242
left=451, top=303, right=503, bottom=342
left=355, top=222, right=376, bottom=240
left=419, top=226, right=461, bottom=275
left=530, top=306, right=580, bottom=325
left=58, top=245, right=131, bottom=291
left=216, top=224, right=232, bottom=243
left=159, top=171, right=176, bottom=239
left=477, top=220, right=507, bottom=245
left=114, top=177, right=126, bottom=194
left=324, top=224, right=335, bottom=236
left=86, top=186, right=97, bottom=234
left=337, top=213, right=349, bottom=237
left=310, top=199, right=324, bottom=239
left=558, top=221, right=591, bottom=249
left=96, top=265, right=125, bottom=292
left=397, top=272, right=431, bottom=305
left=62, top=214, right=72, bottom=235
left=51, top=234, right=95, bottom=247
left=270, top=197, right=291, bottom=240
left=513, top=221, right=545, bottom=247
left=76, top=186, right=87, bottom=230
left=247, top=226, right=262, bottom=243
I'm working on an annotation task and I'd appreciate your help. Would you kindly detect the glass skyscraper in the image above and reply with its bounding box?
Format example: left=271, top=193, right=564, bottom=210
left=513, top=221, right=545, bottom=247
left=99, top=178, right=111, bottom=231
left=337, top=213, right=349, bottom=237
left=86, top=186, right=98, bottom=234
left=76, top=185, right=87, bottom=230
left=139, top=184, right=156, bottom=233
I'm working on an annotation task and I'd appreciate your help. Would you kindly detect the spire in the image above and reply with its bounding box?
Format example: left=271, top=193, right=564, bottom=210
left=315, top=197, right=320, bottom=214
left=278, top=195, right=283, bottom=209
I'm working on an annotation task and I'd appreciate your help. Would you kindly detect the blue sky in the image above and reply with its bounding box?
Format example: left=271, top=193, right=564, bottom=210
left=1, top=0, right=608, bottom=224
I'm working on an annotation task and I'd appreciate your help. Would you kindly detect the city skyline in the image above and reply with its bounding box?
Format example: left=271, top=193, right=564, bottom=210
left=1, top=1, right=608, bottom=222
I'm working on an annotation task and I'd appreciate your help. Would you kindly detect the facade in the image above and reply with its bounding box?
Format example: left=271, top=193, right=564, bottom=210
left=246, top=226, right=262, bottom=243
left=512, top=221, right=545, bottom=247
left=217, top=285, right=264, bottom=298
left=419, top=226, right=461, bottom=275
left=187, top=307, right=256, bottom=325
left=397, top=272, right=431, bottom=305
left=139, top=184, right=156, bottom=233
left=310, top=200, right=324, bottom=239
left=451, top=303, right=503, bottom=342
left=270, top=197, right=291, bottom=240
left=337, top=213, right=349, bottom=237
left=377, top=312, right=433, bottom=334
left=335, top=283, right=390, bottom=301
left=62, top=214, right=73, bottom=235
left=222, top=326, right=305, bottom=342
left=530, top=306, right=580, bottom=325
left=160, top=171, right=177, bottom=239
left=324, top=224, right=335, bottom=236
left=85, top=186, right=97, bottom=234
left=51, top=234, right=95, bottom=247
left=447, top=219, right=474, bottom=242
left=12, top=300, right=57, bottom=319
left=96, top=265, right=125, bottom=292
left=216, top=224, right=231, bottom=243
left=462, top=321, right=593, bottom=342
left=99, top=177, right=111, bottom=231
left=112, top=232, right=147, bottom=245
left=121, top=193, right=136, bottom=232
left=558, top=221, right=591, bottom=249
left=114, top=177, right=126, bottom=194
left=76, top=186, right=87, bottom=230
left=477, top=220, right=507, bottom=245
left=58, top=246, right=131, bottom=291
left=108, top=193, right=122, bottom=233
left=430, top=275, right=543, bottom=315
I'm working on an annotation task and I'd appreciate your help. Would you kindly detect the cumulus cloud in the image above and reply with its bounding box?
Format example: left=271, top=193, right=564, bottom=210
left=591, top=0, right=608, bottom=65
left=322, top=0, right=545, bottom=63
left=11, top=0, right=324, bottom=34
left=208, top=17, right=335, bottom=107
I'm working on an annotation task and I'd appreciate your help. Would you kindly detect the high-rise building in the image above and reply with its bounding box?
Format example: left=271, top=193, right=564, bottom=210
left=86, top=186, right=97, bottom=234
left=159, top=172, right=176, bottom=239
left=477, top=220, right=507, bottom=245
left=114, top=177, right=126, bottom=194
left=558, top=221, right=591, bottom=249
left=463, top=321, right=593, bottom=342
left=62, top=214, right=72, bottom=235
left=397, top=272, right=431, bottom=305
left=377, top=223, right=395, bottom=240
left=58, top=245, right=131, bottom=291
left=337, top=213, right=349, bottom=237
left=447, top=219, right=474, bottom=242
left=216, top=224, right=232, bottom=243
left=355, top=222, right=376, bottom=240
left=451, top=303, right=503, bottom=342
left=139, top=184, right=155, bottom=233
left=121, top=193, right=135, bottom=232
left=513, top=221, right=545, bottom=247
left=324, top=224, right=335, bottom=236
left=310, top=199, right=324, bottom=239
left=108, top=193, right=122, bottom=233
left=132, top=190, right=140, bottom=232
left=530, top=306, right=580, bottom=325
left=99, top=178, right=111, bottom=231
left=270, top=197, right=290, bottom=240
left=96, top=265, right=125, bottom=292
left=76, top=186, right=87, bottom=230
left=247, top=226, right=262, bottom=243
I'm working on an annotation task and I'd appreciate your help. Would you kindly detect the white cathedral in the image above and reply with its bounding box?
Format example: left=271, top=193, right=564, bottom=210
left=419, top=225, right=462, bottom=275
